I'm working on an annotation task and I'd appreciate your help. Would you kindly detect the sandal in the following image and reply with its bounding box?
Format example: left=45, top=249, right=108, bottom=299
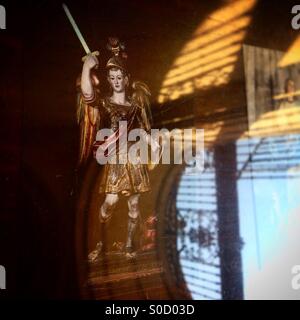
left=88, top=241, right=103, bottom=262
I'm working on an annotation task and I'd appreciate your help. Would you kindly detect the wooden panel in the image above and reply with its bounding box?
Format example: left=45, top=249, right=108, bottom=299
left=243, top=44, right=300, bottom=130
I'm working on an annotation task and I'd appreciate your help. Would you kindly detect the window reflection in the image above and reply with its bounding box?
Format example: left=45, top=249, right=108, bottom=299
left=237, top=134, right=300, bottom=299
left=176, top=153, right=222, bottom=300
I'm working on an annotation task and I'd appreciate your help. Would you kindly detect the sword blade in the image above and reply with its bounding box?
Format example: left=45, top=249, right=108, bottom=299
left=62, top=3, right=91, bottom=54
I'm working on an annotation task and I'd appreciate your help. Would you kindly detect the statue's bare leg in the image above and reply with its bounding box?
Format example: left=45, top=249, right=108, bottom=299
left=88, top=193, right=119, bottom=262
left=99, top=193, right=119, bottom=222
left=125, top=194, right=140, bottom=256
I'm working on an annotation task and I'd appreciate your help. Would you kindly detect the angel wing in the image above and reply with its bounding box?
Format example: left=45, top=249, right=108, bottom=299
left=131, top=81, right=163, bottom=170
left=131, top=81, right=152, bottom=132
left=76, top=77, right=100, bottom=167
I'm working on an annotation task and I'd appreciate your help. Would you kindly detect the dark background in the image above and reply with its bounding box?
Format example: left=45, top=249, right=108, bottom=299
left=0, top=0, right=298, bottom=298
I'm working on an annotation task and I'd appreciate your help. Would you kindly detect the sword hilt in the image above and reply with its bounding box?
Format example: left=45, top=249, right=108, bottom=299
left=82, top=50, right=100, bottom=62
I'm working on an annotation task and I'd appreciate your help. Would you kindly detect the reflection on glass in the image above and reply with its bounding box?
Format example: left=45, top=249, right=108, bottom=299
left=237, top=134, right=300, bottom=299
left=158, top=0, right=257, bottom=103
left=176, top=153, right=222, bottom=300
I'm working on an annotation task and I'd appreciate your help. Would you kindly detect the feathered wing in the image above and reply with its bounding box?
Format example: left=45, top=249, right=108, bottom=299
left=131, top=81, right=152, bottom=132
left=132, top=81, right=162, bottom=170
left=76, top=84, right=100, bottom=167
